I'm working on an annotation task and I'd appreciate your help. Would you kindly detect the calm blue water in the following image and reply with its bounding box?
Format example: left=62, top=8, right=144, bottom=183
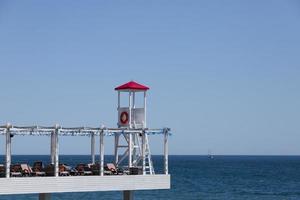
left=1, top=155, right=300, bottom=200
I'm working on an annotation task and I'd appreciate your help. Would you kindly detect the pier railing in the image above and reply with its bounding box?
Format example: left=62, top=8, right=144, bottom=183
left=0, top=124, right=171, bottom=178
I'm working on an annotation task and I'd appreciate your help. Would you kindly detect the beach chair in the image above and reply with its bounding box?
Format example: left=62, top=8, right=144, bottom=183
left=105, top=163, right=123, bottom=175
left=21, top=164, right=33, bottom=176
left=59, top=164, right=70, bottom=176
left=10, top=164, right=23, bottom=177
left=44, top=164, right=54, bottom=176
left=75, top=163, right=92, bottom=176
left=90, top=163, right=100, bottom=175
left=32, top=161, right=46, bottom=176
left=0, top=165, right=5, bottom=177
left=66, top=165, right=78, bottom=176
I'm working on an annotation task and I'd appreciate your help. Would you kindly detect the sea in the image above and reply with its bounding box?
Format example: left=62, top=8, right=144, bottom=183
left=0, top=155, right=300, bottom=200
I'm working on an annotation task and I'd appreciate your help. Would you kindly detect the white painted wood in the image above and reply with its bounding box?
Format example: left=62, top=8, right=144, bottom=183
left=114, top=134, right=119, bottom=165
left=100, top=131, right=104, bottom=176
left=50, top=132, right=55, bottom=164
left=0, top=175, right=170, bottom=195
left=39, top=193, right=51, bottom=200
left=91, top=133, right=95, bottom=164
left=132, top=133, right=137, bottom=166
left=129, top=92, right=132, bottom=128
left=142, top=133, right=146, bottom=175
left=128, top=133, right=132, bottom=168
left=133, top=92, right=136, bottom=109
left=118, top=91, right=120, bottom=109
left=0, top=126, right=167, bottom=136
left=123, top=190, right=134, bottom=200
left=133, top=92, right=136, bottom=128
left=54, top=128, right=59, bottom=177
left=144, top=91, right=147, bottom=128
left=5, top=126, right=11, bottom=178
left=164, top=131, right=169, bottom=175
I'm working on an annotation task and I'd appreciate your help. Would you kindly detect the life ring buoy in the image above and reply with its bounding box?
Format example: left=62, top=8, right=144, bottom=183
left=120, top=111, right=129, bottom=124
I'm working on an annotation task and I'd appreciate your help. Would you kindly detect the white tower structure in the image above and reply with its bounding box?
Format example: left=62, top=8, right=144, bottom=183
left=114, top=81, right=154, bottom=174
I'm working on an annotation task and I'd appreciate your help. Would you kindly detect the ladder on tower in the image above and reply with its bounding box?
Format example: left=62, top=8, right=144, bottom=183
left=144, top=134, right=155, bottom=174
left=135, top=134, right=155, bottom=175
left=114, top=132, right=155, bottom=175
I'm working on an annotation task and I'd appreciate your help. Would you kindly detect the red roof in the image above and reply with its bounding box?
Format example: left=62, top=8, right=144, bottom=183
left=115, top=81, right=150, bottom=91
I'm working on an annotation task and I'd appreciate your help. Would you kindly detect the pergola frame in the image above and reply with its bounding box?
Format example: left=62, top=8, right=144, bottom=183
left=0, top=123, right=170, bottom=178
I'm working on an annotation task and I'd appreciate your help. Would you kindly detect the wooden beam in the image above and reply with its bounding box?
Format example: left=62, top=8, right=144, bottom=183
left=39, top=193, right=51, bottom=200
left=0, top=175, right=170, bottom=195
left=164, top=130, right=169, bottom=175
left=142, top=132, right=146, bottom=175
left=123, top=190, right=134, bottom=200
left=54, top=126, right=59, bottom=177
left=91, top=133, right=95, bottom=164
left=5, top=124, right=11, bottom=178
left=100, top=130, right=104, bottom=176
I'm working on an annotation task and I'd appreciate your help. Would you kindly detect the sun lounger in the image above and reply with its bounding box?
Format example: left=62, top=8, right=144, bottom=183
left=10, top=164, right=22, bottom=177
left=32, top=161, right=46, bottom=176
left=90, top=163, right=99, bottom=175
left=44, top=164, right=54, bottom=176
left=59, top=164, right=70, bottom=176
left=0, top=165, right=5, bottom=177
left=76, top=163, right=92, bottom=176
left=105, top=163, right=123, bottom=175
left=21, top=164, right=33, bottom=176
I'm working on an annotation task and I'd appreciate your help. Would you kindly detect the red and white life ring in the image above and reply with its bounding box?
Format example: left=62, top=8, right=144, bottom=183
left=120, top=111, right=129, bottom=124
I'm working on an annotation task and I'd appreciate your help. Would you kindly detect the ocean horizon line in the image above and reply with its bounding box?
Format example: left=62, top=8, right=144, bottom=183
left=2, top=154, right=300, bottom=156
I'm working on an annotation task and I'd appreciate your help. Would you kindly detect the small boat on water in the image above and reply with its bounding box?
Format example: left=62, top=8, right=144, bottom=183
left=208, top=150, right=214, bottom=159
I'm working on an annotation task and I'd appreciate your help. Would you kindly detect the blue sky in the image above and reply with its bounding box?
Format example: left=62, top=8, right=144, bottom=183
left=0, top=1, right=300, bottom=155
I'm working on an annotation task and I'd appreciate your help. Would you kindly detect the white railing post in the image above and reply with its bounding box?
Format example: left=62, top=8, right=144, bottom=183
left=142, top=131, right=146, bottom=175
left=132, top=92, right=136, bottom=128
left=50, top=131, right=55, bottom=164
left=100, top=129, right=104, bottom=176
left=114, top=134, right=119, bottom=166
left=129, top=92, right=132, bottom=128
left=5, top=123, right=12, bottom=178
left=163, top=129, right=169, bottom=175
left=54, top=124, right=59, bottom=177
left=118, top=91, right=120, bottom=109
left=128, top=133, right=132, bottom=168
left=144, top=91, right=147, bottom=128
left=91, top=132, right=95, bottom=164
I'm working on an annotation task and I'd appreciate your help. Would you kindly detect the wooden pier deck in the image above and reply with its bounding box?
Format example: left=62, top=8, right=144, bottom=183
left=0, top=175, right=170, bottom=199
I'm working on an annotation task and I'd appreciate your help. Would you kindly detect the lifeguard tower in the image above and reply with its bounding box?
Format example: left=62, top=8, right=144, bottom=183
left=114, top=81, right=154, bottom=174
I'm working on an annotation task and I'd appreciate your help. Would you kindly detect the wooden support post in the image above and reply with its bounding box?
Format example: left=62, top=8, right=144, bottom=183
left=132, top=92, right=135, bottom=127
left=39, top=193, right=51, bottom=200
left=118, top=91, right=120, bottom=109
left=129, top=91, right=132, bottom=128
left=132, top=133, right=136, bottom=166
left=164, top=130, right=169, bottom=175
left=50, top=131, right=55, bottom=164
left=144, top=91, right=147, bottom=128
left=123, top=190, right=134, bottom=200
left=128, top=133, right=132, bottom=168
left=100, top=130, right=104, bottom=176
left=5, top=123, right=12, bottom=178
left=54, top=125, right=59, bottom=177
left=91, top=133, right=95, bottom=164
left=114, top=134, right=119, bottom=166
left=142, top=132, right=146, bottom=175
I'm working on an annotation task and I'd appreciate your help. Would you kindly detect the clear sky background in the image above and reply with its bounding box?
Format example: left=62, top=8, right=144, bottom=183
left=0, top=1, right=300, bottom=155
